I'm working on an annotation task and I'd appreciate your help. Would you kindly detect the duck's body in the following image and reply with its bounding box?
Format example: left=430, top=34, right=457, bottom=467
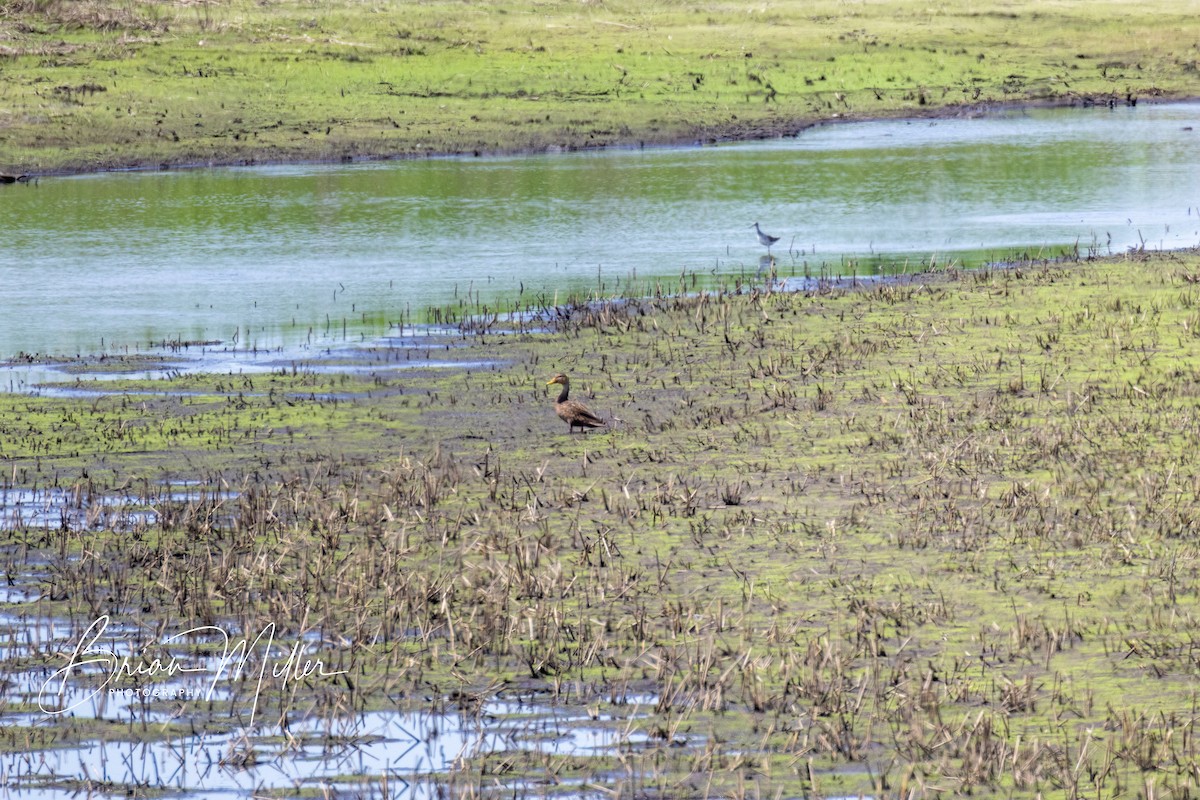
left=752, top=222, right=781, bottom=253
left=547, top=374, right=606, bottom=433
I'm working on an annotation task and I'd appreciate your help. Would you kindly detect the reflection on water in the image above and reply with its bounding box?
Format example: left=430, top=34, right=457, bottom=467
left=0, top=705, right=653, bottom=798
left=0, top=606, right=666, bottom=797
left=0, top=604, right=659, bottom=799
left=3, top=102, right=1199, bottom=362
left=0, top=486, right=239, bottom=532
left=0, top=329, right=500, bottom=395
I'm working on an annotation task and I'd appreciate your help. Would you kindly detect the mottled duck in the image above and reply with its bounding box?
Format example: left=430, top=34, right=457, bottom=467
left=547, top=374, right=606, bottom=433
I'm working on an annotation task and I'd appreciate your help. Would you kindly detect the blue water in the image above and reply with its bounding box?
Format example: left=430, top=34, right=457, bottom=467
left=2, top=102, right=1198, bottom=362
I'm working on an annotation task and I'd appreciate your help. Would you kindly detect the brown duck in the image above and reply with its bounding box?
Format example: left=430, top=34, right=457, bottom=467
left=547, top=374, right=606, bottom=433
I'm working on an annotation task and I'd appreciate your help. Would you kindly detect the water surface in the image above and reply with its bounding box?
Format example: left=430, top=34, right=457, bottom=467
left=3, top=102, right=1198, bottom=364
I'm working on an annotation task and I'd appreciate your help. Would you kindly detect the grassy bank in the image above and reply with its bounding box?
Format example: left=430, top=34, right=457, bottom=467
left=1, top=0, right=1199, bottom=174
left=7, top=250, right=1200, bottom=796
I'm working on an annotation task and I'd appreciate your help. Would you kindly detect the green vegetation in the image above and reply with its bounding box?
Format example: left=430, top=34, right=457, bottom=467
left=7, top=250, right=1200, bottom=796
left=6, top=1, right=1200, bottom=795
left=1, top=0, right=1198, bottom=173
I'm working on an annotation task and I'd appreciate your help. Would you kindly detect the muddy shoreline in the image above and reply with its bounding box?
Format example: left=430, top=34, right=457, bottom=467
left=11, top=92, right=1178, bottom=180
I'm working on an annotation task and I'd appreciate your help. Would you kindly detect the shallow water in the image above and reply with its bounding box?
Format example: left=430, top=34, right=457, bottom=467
left=0, top=606, right=665, bottom=797
left=4, top=103, right=1198, bottom=368
left=0, top=607, right=659, bottom=798
left=0, top=704, right=651, bottom=797
left=0, top=487, right=237, bottom=532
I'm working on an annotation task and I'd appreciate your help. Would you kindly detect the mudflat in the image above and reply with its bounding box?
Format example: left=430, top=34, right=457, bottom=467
left=2, top=0, right=1198, bottom=174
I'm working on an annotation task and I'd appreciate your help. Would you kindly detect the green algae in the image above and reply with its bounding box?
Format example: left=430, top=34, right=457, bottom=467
left=7, top=252, right=1200, bottom=795
left=2, top=0, right=1199, bottom=175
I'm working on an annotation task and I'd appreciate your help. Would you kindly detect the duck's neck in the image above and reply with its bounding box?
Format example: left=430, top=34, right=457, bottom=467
left=556, top=381, right=570, bottom=403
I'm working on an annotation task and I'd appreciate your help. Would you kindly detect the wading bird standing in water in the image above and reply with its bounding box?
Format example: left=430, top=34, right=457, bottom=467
left=546, top=374, right=606, bottom=433
left=751, top=222, right=781, bottom=255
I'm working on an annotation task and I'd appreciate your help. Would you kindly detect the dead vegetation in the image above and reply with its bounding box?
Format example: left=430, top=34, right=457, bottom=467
left=6, top=251, right=1200, bottom=796
left=0, top=0, right=167, bottom=32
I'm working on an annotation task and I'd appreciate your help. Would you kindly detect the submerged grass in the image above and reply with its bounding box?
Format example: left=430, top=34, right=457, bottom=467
left=1, top=0, right=1198, bottom=173
left=5, top=251, right=1200, bottom=796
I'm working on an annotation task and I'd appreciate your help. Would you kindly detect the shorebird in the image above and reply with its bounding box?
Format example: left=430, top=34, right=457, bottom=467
left=546, top=374, right=606, bottom=433
left=751, top=222, right=781, bottom=254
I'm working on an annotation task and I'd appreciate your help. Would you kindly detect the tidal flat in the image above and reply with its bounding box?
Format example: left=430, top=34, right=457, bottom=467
left=4, top=251, right=1200, bottom=797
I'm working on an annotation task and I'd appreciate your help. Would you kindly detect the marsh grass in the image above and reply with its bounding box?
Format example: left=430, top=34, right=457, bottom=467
left=1, top=0, right=1198, bottom=173
left=6, top=251, right=1200, bottom=795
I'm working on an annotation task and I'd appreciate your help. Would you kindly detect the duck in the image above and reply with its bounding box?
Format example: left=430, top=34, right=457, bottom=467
left=546, top=374, right=606, bottom=433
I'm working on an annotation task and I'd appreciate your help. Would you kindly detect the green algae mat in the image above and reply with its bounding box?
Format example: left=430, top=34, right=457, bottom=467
left=6, top=251, right=1200, bottom=797
left=2, top=0, right=1200, bottom=174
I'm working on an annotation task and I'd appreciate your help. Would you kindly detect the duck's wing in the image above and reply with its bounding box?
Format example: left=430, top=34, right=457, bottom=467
left=565, top=401, right=606, bottom=427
